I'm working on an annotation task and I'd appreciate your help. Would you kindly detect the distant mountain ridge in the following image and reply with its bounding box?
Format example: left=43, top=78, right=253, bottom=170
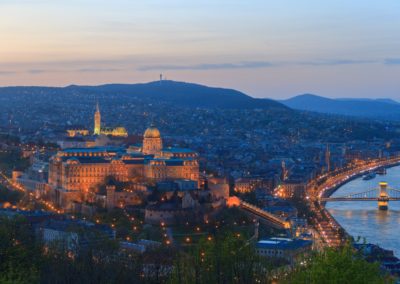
left=2, top=82, right=399, bottom=120
left=280, top=94, right=400, bottom=120
left=0, top=80, right=288, bottom=111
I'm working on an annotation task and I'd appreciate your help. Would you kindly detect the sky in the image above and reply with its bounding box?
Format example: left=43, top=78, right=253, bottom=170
left=0, top=0, right=399, bottom=99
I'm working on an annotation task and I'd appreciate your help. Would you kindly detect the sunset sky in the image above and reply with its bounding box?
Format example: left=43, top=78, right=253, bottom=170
left=0, top=0, right=399, bottom=99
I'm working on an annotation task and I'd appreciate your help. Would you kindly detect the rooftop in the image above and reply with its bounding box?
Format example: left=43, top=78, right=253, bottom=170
left=42, top=219, right=114, bottom=235
left=162, top=147, right=196, bottom=153
left=256, top=238, right=312, bottom=250
left=62, top=146, right=125, bottom=153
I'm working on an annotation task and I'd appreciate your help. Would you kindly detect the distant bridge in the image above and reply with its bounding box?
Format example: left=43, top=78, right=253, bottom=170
left=321, top=182, right=400, bottom=210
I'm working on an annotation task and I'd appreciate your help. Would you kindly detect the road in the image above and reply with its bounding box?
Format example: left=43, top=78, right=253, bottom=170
left=0, top=171, right=61, bottom=213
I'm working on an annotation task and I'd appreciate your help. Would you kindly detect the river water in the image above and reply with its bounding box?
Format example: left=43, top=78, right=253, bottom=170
left=326, top=166, right=400, bottom=257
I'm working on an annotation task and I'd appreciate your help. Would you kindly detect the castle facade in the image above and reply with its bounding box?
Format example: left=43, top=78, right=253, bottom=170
left=49, top=125, right=199, bottom=210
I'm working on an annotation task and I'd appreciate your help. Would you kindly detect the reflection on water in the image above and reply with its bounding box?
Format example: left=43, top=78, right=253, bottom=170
left=326, top=166, right=400, bottom=257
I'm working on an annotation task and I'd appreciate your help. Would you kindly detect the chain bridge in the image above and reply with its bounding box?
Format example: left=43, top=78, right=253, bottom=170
left=321, top=182, right=400, bottom=210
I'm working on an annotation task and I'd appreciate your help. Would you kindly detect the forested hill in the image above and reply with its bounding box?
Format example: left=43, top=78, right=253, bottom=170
left=0, top=80, right=288, bottom=111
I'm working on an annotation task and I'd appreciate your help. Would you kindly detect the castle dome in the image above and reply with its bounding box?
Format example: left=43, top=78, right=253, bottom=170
left=144, top=125, right=161, bottom=139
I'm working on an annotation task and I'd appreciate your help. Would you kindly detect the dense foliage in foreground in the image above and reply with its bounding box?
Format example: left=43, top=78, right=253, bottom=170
left=0, top=216, right=393, bottom=284
left=283, top=244, right=393, bottom=284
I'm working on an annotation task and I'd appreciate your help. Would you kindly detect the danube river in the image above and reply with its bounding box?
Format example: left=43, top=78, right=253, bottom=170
left=326, top=166, right=400, bottom=257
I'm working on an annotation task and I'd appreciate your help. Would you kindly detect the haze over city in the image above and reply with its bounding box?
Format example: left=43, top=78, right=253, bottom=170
left=1, top=0, right=399, bottom=98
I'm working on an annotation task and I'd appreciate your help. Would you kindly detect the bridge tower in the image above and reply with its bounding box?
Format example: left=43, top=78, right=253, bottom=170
left=378, top=182, right=389, bottom=210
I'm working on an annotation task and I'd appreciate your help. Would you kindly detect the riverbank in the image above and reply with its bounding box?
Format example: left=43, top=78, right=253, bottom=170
left=309, top=157, right=400, bottom=249
left=320, top=161, right=400, bottom=200
left=322, top=162, right=400, bottom=277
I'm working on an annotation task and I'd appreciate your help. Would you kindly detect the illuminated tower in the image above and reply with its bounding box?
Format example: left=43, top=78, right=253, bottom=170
left=378, top=182, right=389, bottom=210
left=94, top=102, right=101, bottom=135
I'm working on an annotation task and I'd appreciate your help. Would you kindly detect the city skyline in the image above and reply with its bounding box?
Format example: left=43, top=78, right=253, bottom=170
left=1, top=0, right=399, bottom=99
left=2, top=2, right=400, bottom=282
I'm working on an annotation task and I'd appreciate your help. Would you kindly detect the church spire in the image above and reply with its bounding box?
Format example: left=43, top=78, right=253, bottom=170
left=94, top=101, right=101, bottom=135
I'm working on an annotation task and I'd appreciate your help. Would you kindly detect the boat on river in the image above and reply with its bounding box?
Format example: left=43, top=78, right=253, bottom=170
left=363, top=172, right=376, bottom=180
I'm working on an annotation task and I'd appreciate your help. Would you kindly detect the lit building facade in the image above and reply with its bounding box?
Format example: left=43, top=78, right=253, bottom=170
left=49, top=126, right=199, bottom=209
left=66, top=103, right=128, bottom=138
left=66, top=128, right=90, bottom=137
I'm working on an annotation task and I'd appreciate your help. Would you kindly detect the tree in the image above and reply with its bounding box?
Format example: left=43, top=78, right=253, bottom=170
left=0, top=217, right=41, bottom=284
left=168, top=232, right=272, bottom=284
left=283, top=243, right=393, bottom=284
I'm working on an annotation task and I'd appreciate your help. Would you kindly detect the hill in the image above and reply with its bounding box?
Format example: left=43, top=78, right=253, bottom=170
left=280, top=94, right=400, bottom=120
left=0, top=80, right=288, bottom=111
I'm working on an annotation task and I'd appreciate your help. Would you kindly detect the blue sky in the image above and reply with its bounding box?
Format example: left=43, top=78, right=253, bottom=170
left=0, top=0, right=399, bottom=99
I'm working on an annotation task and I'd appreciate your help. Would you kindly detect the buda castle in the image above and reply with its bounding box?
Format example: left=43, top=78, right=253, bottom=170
left=49, top=106, right=200, bottom=210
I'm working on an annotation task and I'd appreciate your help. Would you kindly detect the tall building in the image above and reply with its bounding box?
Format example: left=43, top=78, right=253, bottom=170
left=94, top=102, right=101, bottom=135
